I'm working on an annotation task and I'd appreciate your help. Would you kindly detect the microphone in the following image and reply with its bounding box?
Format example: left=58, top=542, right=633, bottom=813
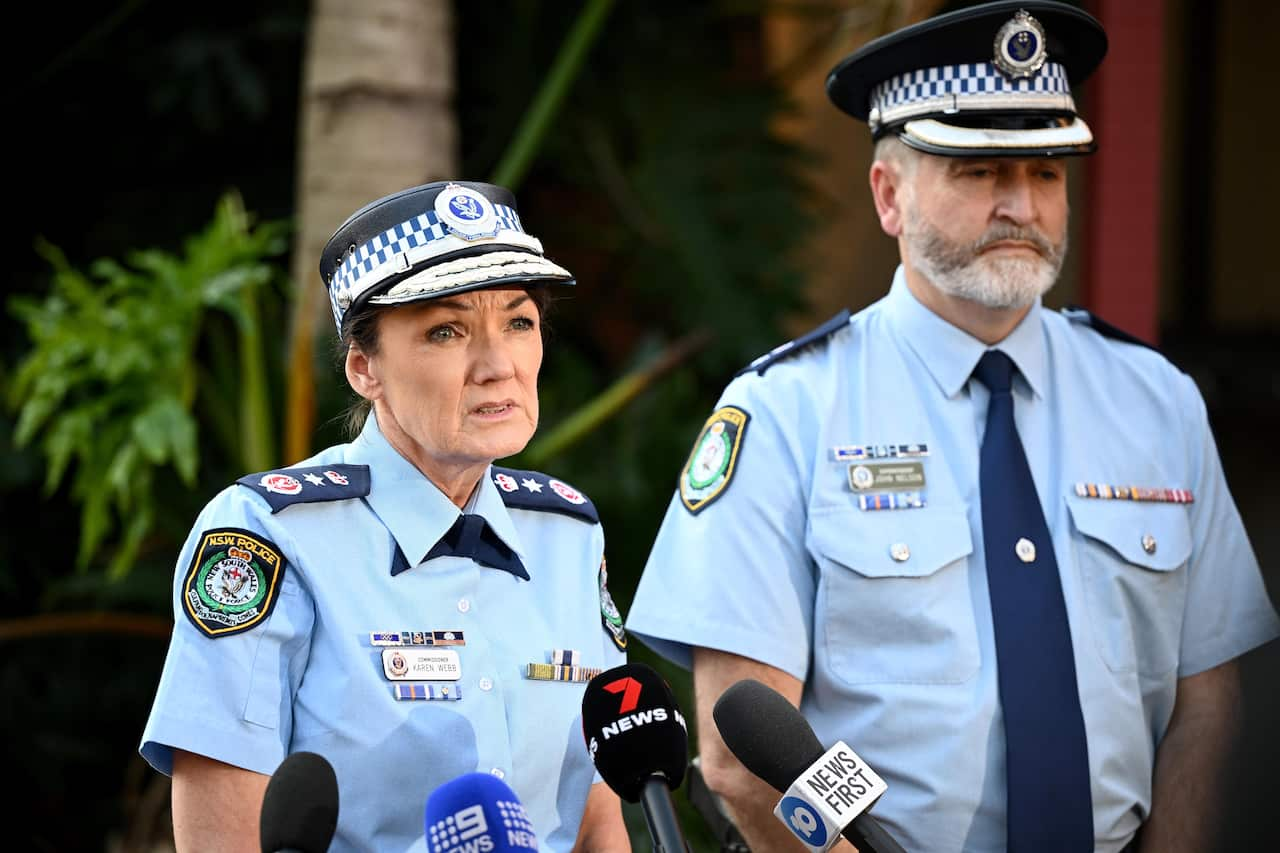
left=581, top=662, right=690, bottom=852
left=424, top=772, right=538, bottom=853
left=712, top=679, right=907, bottom=853
left=259, top=750, right=339, bottom=853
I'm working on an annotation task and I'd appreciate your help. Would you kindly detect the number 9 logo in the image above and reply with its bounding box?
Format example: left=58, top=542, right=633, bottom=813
left=779, top=796, right=828, bottom=847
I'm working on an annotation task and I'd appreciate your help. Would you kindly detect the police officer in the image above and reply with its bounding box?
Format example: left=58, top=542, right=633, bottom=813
left=140, top=181, right=631, bottom=851
left=626, top=3, right=1279, bottom=852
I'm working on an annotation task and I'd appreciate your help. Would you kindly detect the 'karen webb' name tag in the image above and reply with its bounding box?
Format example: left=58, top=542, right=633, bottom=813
left=381, top=647, right=462, bottom=681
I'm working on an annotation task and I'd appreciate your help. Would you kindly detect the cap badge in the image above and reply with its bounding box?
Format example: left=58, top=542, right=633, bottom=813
left=434, top=183, right=499, bottom=240
left=993, top=9, right=1048, bottom=79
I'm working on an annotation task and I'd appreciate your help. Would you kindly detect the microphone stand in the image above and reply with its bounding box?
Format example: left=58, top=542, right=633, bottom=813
left=639, top=774, right=690, bottom=853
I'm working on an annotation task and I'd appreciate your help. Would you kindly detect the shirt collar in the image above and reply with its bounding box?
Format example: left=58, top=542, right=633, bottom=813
left=883, top=265, right=1047, bottom=399
left=344, top=414, right=526, bottom=571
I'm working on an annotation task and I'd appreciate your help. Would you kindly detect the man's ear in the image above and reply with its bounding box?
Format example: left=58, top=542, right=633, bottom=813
left=345, top=345, right=381, bottom=401
left=869, top=159, right=908, bottom=238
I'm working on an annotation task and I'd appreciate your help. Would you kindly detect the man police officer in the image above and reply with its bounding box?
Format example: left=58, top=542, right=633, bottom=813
left=626, top=3, right=1280, bottom=852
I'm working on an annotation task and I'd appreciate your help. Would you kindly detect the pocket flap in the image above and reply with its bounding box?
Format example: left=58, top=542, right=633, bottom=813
left=809, top=505, right=973, bottom=578
left=1067, top=498, right=1192, bottom=571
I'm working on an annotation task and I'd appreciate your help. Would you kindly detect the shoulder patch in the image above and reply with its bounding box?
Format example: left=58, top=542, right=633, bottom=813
left=599, top=557, right=626, bottom=652
left=236, top=464, right=371, bottom=513
left=181, top=528, right=286, bottom=639
left=491, top=467, right=599, bottom=524
left=1061, top=305, right=1159, bottom=353
left=735, top=309, right=852, bottom=376
left=679, top=405, right=750, bottom=514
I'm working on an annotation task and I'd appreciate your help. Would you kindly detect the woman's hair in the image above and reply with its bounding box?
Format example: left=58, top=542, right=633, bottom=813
left=336, top=284, right=554, bottom=438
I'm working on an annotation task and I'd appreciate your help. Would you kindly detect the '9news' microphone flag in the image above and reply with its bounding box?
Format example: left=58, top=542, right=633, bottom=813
left=582, top=662, right=691, bottom=852
left=713, top=680, right=907, bottom=853
left=259, top=751, right=339, bottom=853
left=425, top=772, right=538, bottom=853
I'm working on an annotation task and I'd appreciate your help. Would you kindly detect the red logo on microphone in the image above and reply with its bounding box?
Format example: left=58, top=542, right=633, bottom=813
left=604, top=676, right=642, bottom=713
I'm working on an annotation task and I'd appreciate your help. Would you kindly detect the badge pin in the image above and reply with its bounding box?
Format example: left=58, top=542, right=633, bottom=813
left=381, top=647, right=462, bottom=682
left=369, top=631, right=403, bottom=646
left=833, top=443, right=929, bottom=461
left=524, top=662, right=603, bottom=683
left=1073, top=482, right=1195, bottom=504
left=394, top=683, right=462, bottom=701
left=857, top=491, right=925, bottom=511
left=551, top=649, right=581, bottom=667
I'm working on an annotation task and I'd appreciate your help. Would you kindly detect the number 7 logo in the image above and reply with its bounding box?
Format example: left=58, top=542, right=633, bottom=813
left=603, top=676, right=642, bottom=713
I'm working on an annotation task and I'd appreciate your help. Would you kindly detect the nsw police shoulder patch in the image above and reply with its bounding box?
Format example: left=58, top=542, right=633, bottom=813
left=181, top=528, right=286, bottom=639
left=679, top=406, right=750, bottom=515
left=598, top=557, right=626, bottom=652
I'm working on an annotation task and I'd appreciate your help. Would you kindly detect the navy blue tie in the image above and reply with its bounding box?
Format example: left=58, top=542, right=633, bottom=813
left=973, top=350, right=1092, bottom=853
left=392, top=514, right=528, bottom=580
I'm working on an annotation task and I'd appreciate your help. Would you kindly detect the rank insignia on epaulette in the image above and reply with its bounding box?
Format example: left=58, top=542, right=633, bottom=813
left=680, top=406, right=750, bottom=515
left=1073, top=482, right=1194, bottom=504
left=181, top=528, right=286, bottom=638
left=236, top=464, right=371, bottom=513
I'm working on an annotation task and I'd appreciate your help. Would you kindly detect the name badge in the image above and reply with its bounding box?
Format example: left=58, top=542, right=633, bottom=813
left=381, top=647, right=462, bottom=681
left=848, top=462, right=925, bottom=492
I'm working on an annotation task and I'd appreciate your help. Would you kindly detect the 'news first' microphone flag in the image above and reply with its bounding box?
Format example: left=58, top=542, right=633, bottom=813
left=425, top=772, right=538, bottom=853
left=259, top=751, right=339, bottom=853
left=713, top=679, right=907, bottom=853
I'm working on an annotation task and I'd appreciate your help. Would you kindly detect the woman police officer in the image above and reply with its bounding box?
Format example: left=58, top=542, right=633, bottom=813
left=140, top=181, right=631, bottom=851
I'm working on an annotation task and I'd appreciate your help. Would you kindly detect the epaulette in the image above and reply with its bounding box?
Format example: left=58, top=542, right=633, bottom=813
left=236, top=464, right=371, bottom=513
left=735, top=309, right=852, bottom=377
left=1061, top=305, right=1159, bottom=353
left=490, top=467, right=599, bottom=524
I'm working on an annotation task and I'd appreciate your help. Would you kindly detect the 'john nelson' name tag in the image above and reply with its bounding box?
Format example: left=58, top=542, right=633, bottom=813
left=848, top=462, right=925, bottom=492
left=381, top=647, right=462, bottom=681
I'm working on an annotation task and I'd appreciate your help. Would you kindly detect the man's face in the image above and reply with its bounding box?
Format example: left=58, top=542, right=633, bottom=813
left=899, top=154, right=1069, bottom=310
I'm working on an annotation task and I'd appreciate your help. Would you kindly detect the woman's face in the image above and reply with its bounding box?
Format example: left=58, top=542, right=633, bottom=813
left=350, top=287, right=542, bottom=483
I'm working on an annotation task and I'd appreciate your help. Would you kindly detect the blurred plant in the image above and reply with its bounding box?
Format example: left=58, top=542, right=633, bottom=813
left=7, top=191, right=289, bottom=579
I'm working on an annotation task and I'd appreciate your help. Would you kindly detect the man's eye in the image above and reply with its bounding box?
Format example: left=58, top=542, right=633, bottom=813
left=428, top=325, right=457, bottom=342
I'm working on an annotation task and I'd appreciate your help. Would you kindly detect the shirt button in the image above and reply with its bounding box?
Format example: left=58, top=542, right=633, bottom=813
left=457, top=598, right=471, bottom=614
left=490, top=767, right=505, bottom=779
left=1015, top=537, right=1037, bottom=563
left=1141, top=533, right=1157, bottom=555
left=889, top=543, right=910, bottom=562
left=479, top=677, right=493, bottom=691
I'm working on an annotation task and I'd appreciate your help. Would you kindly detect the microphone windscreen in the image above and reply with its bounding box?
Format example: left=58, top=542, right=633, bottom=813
left=424, top=772, right=538, bottom=853
left=712, top=678, right=825, bottom=793
left=581, top=662, right=688, bottom=802
left=259, top=750, right=339, bottom=853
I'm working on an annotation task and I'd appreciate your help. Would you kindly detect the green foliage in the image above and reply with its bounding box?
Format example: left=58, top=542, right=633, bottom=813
left=7, top=192, right=289, bottom=578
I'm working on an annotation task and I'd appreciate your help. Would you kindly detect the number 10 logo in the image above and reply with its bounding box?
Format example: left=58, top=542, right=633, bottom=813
left=778, top=795, right=828, bottom=847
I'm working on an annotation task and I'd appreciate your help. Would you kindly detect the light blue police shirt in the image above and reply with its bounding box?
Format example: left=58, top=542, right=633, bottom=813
left=627, top=267, right=1280, bottom=853
left=141, top=414, right=626, bottom=852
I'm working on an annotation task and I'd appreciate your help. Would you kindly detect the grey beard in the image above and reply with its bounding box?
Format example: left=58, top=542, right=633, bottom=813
left=904, top=215, right=1067, bottom=310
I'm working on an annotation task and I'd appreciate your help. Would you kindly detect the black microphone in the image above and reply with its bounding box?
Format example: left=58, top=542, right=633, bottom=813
left=259, top=751, right=339, bottom=853
left=582, top=662, right=691, bottom=853
left=712, top=679, right=907, bottom=853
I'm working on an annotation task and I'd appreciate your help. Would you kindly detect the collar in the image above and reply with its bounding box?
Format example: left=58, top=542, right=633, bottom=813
left=883, top=265, right=1047, bottom=399
left=344, top=414, right=527, bottom=575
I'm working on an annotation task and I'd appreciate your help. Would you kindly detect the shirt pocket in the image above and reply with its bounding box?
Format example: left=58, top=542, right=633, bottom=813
left=1067, top=498, right=1192, bottom=676
left=812, top=505, right=978, bottom=685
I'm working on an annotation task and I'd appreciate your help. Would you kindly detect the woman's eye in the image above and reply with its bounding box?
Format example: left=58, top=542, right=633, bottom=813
left=510, top=316, right=535, bottom=331
left=427, top=325, right=457, bottom=342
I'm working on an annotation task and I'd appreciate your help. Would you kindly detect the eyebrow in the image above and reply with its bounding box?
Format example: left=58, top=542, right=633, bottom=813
left=429, top=294, right=531, bottom=312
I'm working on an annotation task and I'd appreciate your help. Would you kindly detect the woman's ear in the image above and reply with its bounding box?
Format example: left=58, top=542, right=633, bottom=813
left=345, top=345, right=381, bottom=401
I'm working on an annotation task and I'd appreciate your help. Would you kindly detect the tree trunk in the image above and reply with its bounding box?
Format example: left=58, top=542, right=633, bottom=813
left=285, top=0, right=457, bottom=463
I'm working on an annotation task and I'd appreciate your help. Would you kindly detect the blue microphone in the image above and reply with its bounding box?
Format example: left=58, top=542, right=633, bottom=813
left=424, top=772, right=538, bottom=853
